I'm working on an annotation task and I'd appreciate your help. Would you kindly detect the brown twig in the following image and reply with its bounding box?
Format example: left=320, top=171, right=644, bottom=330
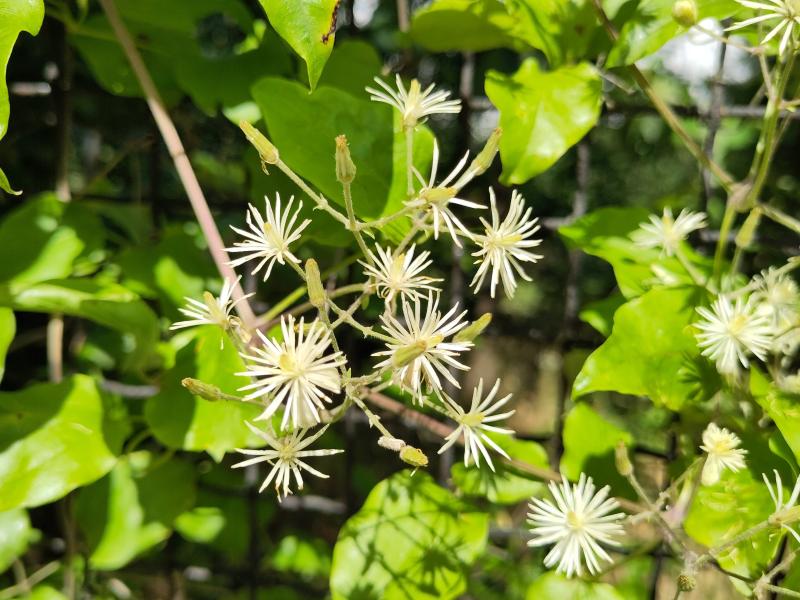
left=98, top=0, right=256, bottom=329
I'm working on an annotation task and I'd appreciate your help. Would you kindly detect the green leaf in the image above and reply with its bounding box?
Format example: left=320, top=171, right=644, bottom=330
left=0, top=308, right=13, bottom=384
left=0, top=508, right=35, bottom=573
left=317, top=39, right=382, bottom=97
left=685, top=468, right=781, bottom=578
left=578, top=293, right=626, bottom=336
left=76, top=452, right=195, bottom=570
left=485, top=60, right=601, bottom=184
left=145, top=327, right=263, bottom=461
left=330, top=471, right=489, bottom=600
left=526, top=572, right=626, bottom=599
left=573, top=286, right=704, bottom=410
left=25, top=586, right=67, bottom=600
left=0, top=375, right=120, bottom=511
left=560, top=403, right=634, bottom=497
left=0, top=0, right=44, bottom=193
left=751, top=369, right=800, bottom=464
left=258, top=0, right=338, bottom=90
left=0, top=166, right=19, bottom=195
left=252, top=77, right=393, bottom=218
left=410, top=0, right=520, bottom=52
left=271, top=535, right=331, bottom=579
left=606, top=0, right=739, bottom=67
left=451, top=435, right=549, bottom=504
left=0, top=279, right=159, bottom=371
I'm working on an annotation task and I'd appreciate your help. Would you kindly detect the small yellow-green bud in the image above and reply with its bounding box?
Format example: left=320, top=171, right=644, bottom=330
left=615, top=441, right=633, bottom=477
left=335, top=134, right=357, bottom=184
left=470, top=127, right=502, bottom=176
left=305, top=259, right=327, bottom=309
left=239, top=121, right=279, bottom=165
left=392, top=342, right=427, bottom=368
left=182, top=378, right=224, bottom=401
left=400, top=445, right=429, bottom=468
left=735, top=207, right=762, bottom=249
left=677, top=574, right=696, bottom=592
left=454, top=313, right=492, bottom=343
left=378, top=436, right=407, bottom=452
left=671, top=0, right=698, bottom=27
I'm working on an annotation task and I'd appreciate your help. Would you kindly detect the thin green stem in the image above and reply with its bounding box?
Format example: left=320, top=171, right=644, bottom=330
left=406, top=126, right=414, bottom=197
left=675, top=248, right=707, bottom=287
left=343, top=181, right=371, bottom=257
left=761, top=583, right=800, bottom=598
left=275, top=158, right=351, bottom=228
left=761, top=204, right=800, bottom=235
left=698, top=520, right=772, bottom=566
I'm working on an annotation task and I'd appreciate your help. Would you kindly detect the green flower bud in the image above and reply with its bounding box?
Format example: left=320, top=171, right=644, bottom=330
left=734, top=207, right=762, bottom=249
left=400, top=445, right=429, bottom=468
left=240, top=121, right=279, bottom=166
left=677, top=574, right=696, bottom=591
left=672, top=0, right=698, bottom=27
left=615, top=441, right=633, bottom=477
left=182, top=378, right=225, bottom=401
left=454, top=313, right=492, bottom=343
left=470, top=127, right=502, bottom=176
left=392, top=342, right=427, bottom=368
left=335, top=134, right=357, bottom=184
left=305, top=258, right=327, bottom=309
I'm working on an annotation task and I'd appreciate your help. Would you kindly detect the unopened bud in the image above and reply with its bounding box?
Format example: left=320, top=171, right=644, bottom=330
left=305, top=259, right=326, bottom=309
left=677, top=574, right=696, bottom=591
left=470, top=127, right=502, bottom=176
left=240, top=121, right=279, bottom=165
left=615, top=441, right=633, bottom=477
left=392, top=342, right=427, bottom=368
left=378, top=436, right=407, bottom=452
left=335, top=135, right=356, bottom=184
left=182, top=378, right=224, bottom=401
left=454, top=313, right=492, bottom=343
left=735, top=207, right=762, bottom=249
left=399, top=445, right=429, bottom=468
left=671, top=0, right=698, bottom=27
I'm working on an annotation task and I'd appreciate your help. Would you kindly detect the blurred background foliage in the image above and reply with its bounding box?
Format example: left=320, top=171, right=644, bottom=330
left=0, top=0, right=798, bottom=598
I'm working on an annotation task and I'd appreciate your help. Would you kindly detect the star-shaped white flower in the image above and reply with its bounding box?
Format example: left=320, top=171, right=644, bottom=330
left=695, top=295, right=773, bottom=375
left=728, top=0, right=800, bottom=56
left=405, top=140, right=485, bottom=247
left=169, top=277, right=253, bottom=346
left=632, top=207, right=707, bottom=257
left=470, top=189, right=543, bottom=299
left=527, top=473, right=625, bottom=578
left=359, top=243, right=441, bottom=305
left=372, top=292, right=471, bottom=402
left=438, top=378, right=515, bottom=472
left=366, top=75, right=461, bottom=129
left=700, top=423, right=748, bottom=485
left=226, top=194, right=311, bottom=281
left=238, top=315, right=346, bottom=430
left=233, top=422, right=343, bottom=500
left=763, top=469, right=800, bottom=544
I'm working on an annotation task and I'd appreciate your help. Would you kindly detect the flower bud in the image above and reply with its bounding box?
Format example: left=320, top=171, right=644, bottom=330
left=182, top=378, right=224, bottom=401
left=400, top=445, right=429, bottom=468
left=470, top=127, right=502, bottom=176
left=378, top=436, right=407, bottom=452
left=305, top=258, right=327, bottom=309
left=335, top=135, right=357, bottom=184
left=671, top=0, right=698, bottom=27
left=454, top=313, right=492, bottom=343
left=677, top=574, right=696, bottom=591
left=734, top=207, right=762, bottom=249
left=239, top=121, right=279, bottom=165
left=392, top=342, right=427, bottom=368
left=615, top=441, right=633, bottom=477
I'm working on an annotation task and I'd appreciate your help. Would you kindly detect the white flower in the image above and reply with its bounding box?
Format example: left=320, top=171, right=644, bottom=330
left=233, top=422, right=343, bottom=500
left=359, top=244, right=441, bottom=304
left=728, top=0, right=799, bottom=56
left=366, top=75, right=461, bottom=129
left=470, top=189, right=542, bottom=299
left=406, top=140, right=485, bottom=247
left=372, top=292, right=471, bottom=402
left=170, top=277, right=253, bottom=346
left=527, top=473, right=625, bottom=578
left=632, top=207, right=707, bottom=257
left=763, top=469, right=800, bottom=543
left=437, top=378, right=515, bottom=472
left=700, top=423, right=748, bottom=486
left=238, top=315, right=346, bottom=430
left=226, top=194, right=311, bottom=281
left=695, top=295, right=773, bottom=375
left=753, top=268, right=799, bottom=329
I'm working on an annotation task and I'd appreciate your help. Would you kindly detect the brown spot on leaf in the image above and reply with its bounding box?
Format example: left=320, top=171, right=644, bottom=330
left=322, top=0, right=340, bottom=44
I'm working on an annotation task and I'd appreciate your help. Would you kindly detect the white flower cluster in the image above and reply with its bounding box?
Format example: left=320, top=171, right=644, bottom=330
left=170, top=76, right=544, bottom=500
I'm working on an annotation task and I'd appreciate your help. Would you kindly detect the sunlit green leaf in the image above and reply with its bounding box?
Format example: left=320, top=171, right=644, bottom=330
left=573, top=286, right=705, bottom=410
left=485, top=60, right=601, bottom=184
left=0, top=508, right=35, bottom=573
left=258, top=0, right=338, bottom=90
left=526, top=572, right=626, bottom=599
left=0, top=375, right=120, bottom=511
left=0, top=308, right=13, bottom=384
left=330, top=471, right=488, bottom=600
left=578, top=293, right=626, bottom=336
left=410, top=0, right=520, bottom=52
left=751, top=369, right=800, bottom=464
